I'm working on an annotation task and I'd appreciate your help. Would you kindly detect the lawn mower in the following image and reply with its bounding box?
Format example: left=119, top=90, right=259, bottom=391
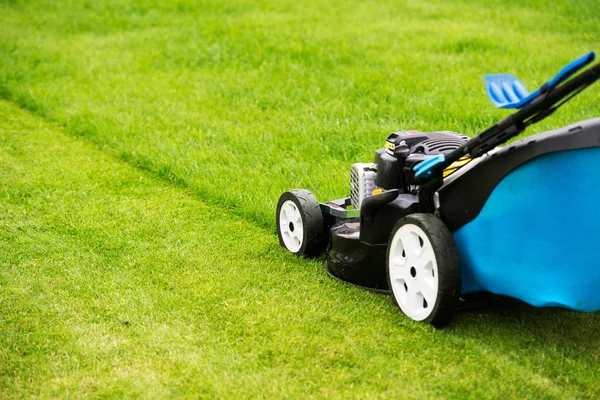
left=276, top=52, right=600, bottom=327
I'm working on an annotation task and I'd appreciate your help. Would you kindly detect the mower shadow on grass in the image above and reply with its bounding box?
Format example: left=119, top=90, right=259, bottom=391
left=325, top=259, right=600, bottom=363
left=450, top=300, right=600, bottom=370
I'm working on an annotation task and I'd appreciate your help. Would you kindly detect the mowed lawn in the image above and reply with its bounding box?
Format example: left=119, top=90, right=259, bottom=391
left=1, top=0, right=600, bottom=398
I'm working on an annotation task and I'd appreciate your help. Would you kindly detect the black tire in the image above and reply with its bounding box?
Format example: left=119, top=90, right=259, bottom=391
left=386, top=213, right=461, bottom=328
left=276, top=189, right=327, bottom=258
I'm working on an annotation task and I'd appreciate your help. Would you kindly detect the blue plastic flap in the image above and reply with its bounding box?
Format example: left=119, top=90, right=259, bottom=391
left=455, top=147, right=600, bottom=312
left=413, top=154, right=445, bottom=179
left=485, top=51, right=596, bottom=109
left=485, top=74, right=535, bottom=109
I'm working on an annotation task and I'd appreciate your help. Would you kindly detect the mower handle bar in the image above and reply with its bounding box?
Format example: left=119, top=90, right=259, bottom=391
left=414, top=54, right=600, bottom=182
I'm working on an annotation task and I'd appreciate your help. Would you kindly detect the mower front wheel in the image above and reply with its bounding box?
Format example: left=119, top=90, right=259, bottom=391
left=276, top=189, right=327, bottom=258
left=386, top=213, right=461, bottom=328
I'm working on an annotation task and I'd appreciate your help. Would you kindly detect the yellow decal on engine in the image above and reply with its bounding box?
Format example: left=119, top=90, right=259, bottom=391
left=372, top=189, right=384, bottom=195
left=443, top=156, right=472, bottom=177
left=385, top=142, right=395, bottom=151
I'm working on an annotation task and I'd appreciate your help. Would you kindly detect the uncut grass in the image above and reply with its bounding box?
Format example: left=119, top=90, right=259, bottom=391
left=0, top=0, right=599, bottom=227
left=1, top=101, right=600, bottom=398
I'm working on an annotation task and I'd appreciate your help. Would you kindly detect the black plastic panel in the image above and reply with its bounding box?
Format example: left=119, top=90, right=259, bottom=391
left=438, top=118, right=600, bottom=231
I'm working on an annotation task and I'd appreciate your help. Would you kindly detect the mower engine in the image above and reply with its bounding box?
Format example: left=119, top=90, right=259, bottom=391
left=350, top=130, right=468, bottom=209
left=374, top=130, right=468, bottom=192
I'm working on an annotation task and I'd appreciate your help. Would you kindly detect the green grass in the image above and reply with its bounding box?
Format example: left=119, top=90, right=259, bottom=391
left=0, top=0, right=599, bottom=226
left=2, top=99, right=600, bottom=398
left=0, top=0, right=600, bottom=398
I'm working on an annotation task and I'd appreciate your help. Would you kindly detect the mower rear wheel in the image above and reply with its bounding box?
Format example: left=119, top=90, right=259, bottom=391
left=386, top=213, right=460, bottom=328
left=276, top=189, right=327, bottom=257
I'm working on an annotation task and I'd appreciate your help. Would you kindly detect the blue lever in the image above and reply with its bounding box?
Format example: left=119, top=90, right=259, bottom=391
left=414, top=154, right=446, bottom=179
left=485, top=52, right=596, bottom=109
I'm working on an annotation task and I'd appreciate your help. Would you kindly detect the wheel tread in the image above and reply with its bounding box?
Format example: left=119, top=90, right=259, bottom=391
left=276, top=189, right=327, bottom=257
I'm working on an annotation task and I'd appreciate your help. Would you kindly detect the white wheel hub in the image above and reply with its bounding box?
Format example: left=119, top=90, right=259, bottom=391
left=388, top=223, right=439, bottom=321
left=279, top=200, right=304, bottom=252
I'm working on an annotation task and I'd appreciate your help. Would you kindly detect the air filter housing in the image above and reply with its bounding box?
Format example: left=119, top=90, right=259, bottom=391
left=350, top=163, right=378, bottom=209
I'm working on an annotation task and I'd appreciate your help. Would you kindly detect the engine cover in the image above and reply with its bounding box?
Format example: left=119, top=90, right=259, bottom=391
left=374, top=130, right=468, bottom=190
